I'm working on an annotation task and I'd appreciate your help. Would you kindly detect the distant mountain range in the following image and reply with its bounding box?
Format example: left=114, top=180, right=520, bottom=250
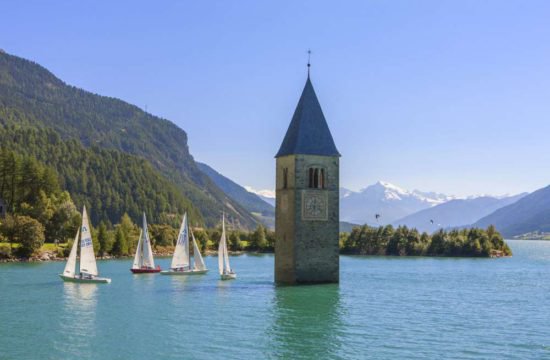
left=340, top=181, right=455, bottom=225
left=473, top=185, right=550, bottom=237
left=228, top=180, right=534, bottom=235
left=195, top=162, right=550, bottom=238
left=245, top=187, right=275, bottom=207
left=393, top=194, right=527, bottom=233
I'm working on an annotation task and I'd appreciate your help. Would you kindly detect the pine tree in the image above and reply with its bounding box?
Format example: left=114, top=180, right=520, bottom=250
left=120, top=213, right=137, bottom=253
left=97, top=222, right=111, bottom=256
left=229, top=232, right=242, bottom=251
left=251, top=225, right=267, bottom=250
left=112, top=227, right=128, bottom=256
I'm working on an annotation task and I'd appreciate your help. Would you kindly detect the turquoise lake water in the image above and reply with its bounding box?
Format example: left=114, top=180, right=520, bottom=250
left=0, top=240, right=549, bottom=359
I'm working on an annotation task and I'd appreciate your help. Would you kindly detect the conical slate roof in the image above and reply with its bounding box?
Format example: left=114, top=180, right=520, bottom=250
left=276, top=77, right=340, bottom=158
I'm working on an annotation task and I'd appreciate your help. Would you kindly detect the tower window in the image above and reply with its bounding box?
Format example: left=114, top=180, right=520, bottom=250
left=282, top=168, right=288, bottom=189
left=314, top=169, right=319, bottom=188
left=308, top=167, right=326, bottom=189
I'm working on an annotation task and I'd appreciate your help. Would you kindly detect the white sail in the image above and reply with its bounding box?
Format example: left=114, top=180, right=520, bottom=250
left=171, top=212, right=190, bottom=270
left=62, top=229, right=80, bottom=277
left=218, top=213, right=231, bottom=274
left=141, top=213, right=155, bottom=268
left=218, top=223, right=224, bottom=275
left=79, top=206, right=98, bottom=276
left=223, top=236, right=231, bottom=273
left=191, top=231, right=206, bottom=271
left=132, top=230, right=143, bottom=269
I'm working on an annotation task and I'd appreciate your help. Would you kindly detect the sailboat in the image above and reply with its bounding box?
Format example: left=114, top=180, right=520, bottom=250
left=59, top=206, right=111, bottom=284
left=160, top=212, right=208, bottom=275
left=218, top=213, right=236, bottom=280
left=130, top=213, right=161, bottom=273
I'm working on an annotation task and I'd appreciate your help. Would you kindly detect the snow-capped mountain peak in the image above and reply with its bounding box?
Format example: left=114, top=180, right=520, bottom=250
left=245, top=186, right=275, bottom=199
left=340, top=187, right=354, bottom=199
left=357, top=181, right=450, bottom=204
left=245, top=186, right=275, bottom=207
left=340, top=181, right=456, bottom=225
left=374, top=181, right=409, bottom=196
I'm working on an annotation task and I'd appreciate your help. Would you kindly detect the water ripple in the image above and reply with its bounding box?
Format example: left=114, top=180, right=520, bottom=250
left=0, top=243, right=549, bottom=359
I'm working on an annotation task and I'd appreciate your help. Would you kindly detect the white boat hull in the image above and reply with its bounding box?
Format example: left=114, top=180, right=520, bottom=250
left=59, top=274, right=111, bottom=284
left=160, top=269, right=209, bottom=276
left=221, top=273, right=237, bottom=280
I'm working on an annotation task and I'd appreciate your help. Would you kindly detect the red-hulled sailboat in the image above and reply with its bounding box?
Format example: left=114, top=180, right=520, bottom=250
left=130, top=213, right=161, bottom=273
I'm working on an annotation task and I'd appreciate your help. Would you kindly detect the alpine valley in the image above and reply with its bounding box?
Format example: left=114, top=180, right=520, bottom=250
left=2, top=51, right=550, bottom=239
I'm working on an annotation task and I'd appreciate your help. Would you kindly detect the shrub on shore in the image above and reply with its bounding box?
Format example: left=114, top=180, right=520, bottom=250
left=0, top=215, right=45, bottom=257
left=0, top=243, right=11, bottom=259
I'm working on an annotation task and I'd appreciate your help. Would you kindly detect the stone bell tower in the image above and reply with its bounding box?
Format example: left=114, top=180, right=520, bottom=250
left=275, top=72, right=340, bottom=284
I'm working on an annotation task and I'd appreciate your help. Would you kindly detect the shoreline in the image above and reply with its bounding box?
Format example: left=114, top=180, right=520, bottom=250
left=0, top=249, right=511, bottom=263
left=0, top=249, right=271, bottom=263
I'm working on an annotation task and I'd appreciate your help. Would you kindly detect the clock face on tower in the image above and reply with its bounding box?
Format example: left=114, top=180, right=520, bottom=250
left=302, top=190, right=328, bottom=221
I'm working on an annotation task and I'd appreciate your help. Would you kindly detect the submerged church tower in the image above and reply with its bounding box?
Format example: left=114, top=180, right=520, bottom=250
left=275, top=72, right=341, bottom=284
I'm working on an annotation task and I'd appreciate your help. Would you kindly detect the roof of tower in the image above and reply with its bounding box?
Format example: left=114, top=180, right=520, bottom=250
left=275, top=77, right=340, bottom=158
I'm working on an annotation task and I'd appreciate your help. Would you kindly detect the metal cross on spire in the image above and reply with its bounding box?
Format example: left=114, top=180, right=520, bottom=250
left=307, top=49, right=312, bottom=76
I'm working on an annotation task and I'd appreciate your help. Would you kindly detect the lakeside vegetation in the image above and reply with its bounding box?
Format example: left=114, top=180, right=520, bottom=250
left=1, top=210, right=513, bottom=261
left=0, top=145, right=273, bottom=260
left=0, top=148, right=511, bottom=261
left=0, top=211, right=274, bottom=261
left=0, top=133, right=510, bottom=261
left=340, top=224, right=512, bottom=257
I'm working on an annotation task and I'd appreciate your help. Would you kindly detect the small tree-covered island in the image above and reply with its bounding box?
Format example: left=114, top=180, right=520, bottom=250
left=340, top=225, right=511, bottom=257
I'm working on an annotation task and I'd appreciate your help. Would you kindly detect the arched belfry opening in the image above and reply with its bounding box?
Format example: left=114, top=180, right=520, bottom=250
left=274, top=71, right=340, bottom=284
left=308, top=167, right=326, bottom=189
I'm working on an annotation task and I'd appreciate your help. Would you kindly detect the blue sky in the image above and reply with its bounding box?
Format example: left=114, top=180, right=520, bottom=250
left=2, top=1, right=550, bottom=196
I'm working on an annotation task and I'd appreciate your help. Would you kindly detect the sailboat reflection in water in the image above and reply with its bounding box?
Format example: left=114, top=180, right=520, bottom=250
left=56, top=283, right=98, bottom=358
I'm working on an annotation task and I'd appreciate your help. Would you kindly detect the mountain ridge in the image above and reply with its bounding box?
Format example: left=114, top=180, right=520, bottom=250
left=393, top=193, right=526, bottom=233
left=0, top=51, right=257, bottom=228
left=473, top=185, right=550, bottom=237
left=196, top=162, right=274, bottom=220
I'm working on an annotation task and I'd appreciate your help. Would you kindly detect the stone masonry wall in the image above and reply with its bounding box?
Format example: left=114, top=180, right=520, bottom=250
left=275, top=155, right=296, bottom=283
left=275, top=154, right=339, bottom=284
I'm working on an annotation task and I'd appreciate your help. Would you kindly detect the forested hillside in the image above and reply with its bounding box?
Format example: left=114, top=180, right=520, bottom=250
left=0, top=126, right=202, bottom=225
left=0, top=148, right=81, bottom=256
left=0, top=51, right=257, bottom=228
